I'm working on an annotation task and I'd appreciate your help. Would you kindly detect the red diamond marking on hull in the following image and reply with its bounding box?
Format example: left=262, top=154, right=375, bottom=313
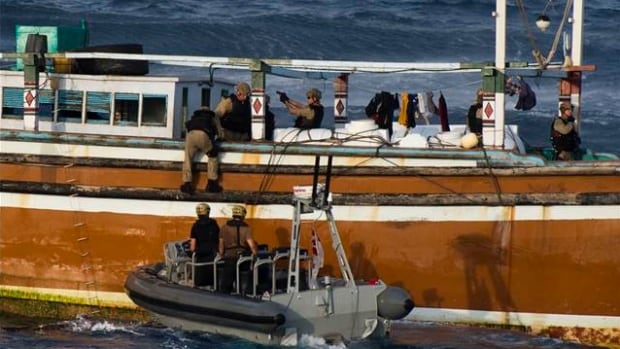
left=484, top=103, right=494, bottom=118
left=253, top=98, right=263, bottom=114
left=25, top=91, right=35, bottom=106
left=336, top=99, right=345, bottom=115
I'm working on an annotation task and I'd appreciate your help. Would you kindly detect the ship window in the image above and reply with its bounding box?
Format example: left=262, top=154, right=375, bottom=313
left=141, top=94, right=167, bottom=126
left=38, top=89, right=55, bottom=120
left=1, top=88, right=55, bottom=120
left=86, top=92, right=111, bottom=124
left=114, top=93, right=138, bottom=126
left=201, top=88, right=211, bottom=108
left=2, top=87, right=24, bottom=119
left=57, top=90, right=83, bottom=123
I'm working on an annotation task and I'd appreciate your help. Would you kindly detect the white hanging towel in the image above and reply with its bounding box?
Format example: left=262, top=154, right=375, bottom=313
left=416, top=92, right=431, bottom=125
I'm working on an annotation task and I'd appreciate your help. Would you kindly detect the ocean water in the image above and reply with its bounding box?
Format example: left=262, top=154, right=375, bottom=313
left=0, top=314, right=602, bottom=349
left=0, top=1, right=616, bottom=348
left=1, top=0, right=619, bottom=153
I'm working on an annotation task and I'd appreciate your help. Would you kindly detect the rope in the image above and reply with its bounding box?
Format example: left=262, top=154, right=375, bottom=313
left=515, top=0, right=545, bottom=68
left=481, top=146, right=504, bottom=205
left=544, top=0, right=573, bottom=66
left=516, top=0, right=574, bottom=70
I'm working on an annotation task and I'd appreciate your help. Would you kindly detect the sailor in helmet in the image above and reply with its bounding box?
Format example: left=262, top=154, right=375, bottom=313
left=189, top=202, right=221, bottom=286
left=218, top=204, right=258, bottom=293
left=215, top=82, right=252, bottom=141
left=550, top=102, right=581, bottom=160
left=277, top=88, right=324, bottom=129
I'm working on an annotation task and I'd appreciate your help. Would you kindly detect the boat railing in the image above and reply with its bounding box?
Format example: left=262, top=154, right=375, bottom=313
left=185, top=253, right=224, bottom=290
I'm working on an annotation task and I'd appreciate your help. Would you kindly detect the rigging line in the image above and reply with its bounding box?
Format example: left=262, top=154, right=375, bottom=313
left=515, top=0, right=545, bottom=68
left=480, top=146, right=504, bottom=205
left=544, top=0, right=573, bottom=66
left=542, top=0, right=555, bottom=16
left=252, top=128, right=306, bottom=204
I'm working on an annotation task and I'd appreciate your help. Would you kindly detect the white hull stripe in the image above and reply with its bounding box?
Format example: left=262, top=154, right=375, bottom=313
left=1, top=193, right=619, bottom=222
left=409, top=306, right=620, bottom=329
left=1, top=285, right=617, bottom=330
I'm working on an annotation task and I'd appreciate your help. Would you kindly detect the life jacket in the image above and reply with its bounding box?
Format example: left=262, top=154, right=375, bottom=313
left=223, top=219, right=250, bottom=257
left=294, top=104, right=324, bottom=129
left=221, top=94, right=251, bottom=134
left=549, top=117, right=580, bottom=152
left=192, top=217, right=219, bottom=259
left=185, top=110, right=217, bottom=140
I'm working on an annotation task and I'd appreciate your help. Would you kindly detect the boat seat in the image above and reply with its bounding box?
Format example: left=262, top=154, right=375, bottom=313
left=185, top=253, right=223, bottom=289
left=271, top=247, right=310, bottom=294
left=252, top=251, right=274, bottom=297
left=163, top=240, right=191, bottom=283
left=236, top=254, right=254, bottom=294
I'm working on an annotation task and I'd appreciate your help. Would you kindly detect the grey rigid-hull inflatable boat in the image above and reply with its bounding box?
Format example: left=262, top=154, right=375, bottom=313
left=125, top=158, right=414, bottom=345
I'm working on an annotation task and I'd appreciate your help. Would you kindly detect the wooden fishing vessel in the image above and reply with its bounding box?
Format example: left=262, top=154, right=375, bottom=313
left=1, top=0, right=619, bottom=346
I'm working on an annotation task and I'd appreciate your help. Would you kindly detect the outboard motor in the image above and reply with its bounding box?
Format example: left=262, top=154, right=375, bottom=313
left=376, top=286, right=414, bottom=320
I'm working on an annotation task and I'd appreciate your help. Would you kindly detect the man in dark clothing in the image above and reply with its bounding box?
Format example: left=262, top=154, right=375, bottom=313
left=550, top=102, right=581, bottom=160
left=180, top=108, right=224, bottom=194
left=189, top=202, right=221, bottom=286
left=466, top=88, right=483, bottom=137
left=215, top=82, right=252, bottom=141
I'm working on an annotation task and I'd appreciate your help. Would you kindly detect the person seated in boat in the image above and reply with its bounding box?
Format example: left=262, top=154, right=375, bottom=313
left=218, top=205, right=259, bottom=294
left=550, top=102, right=581, bottom=160
left=180, top=107, right=224, bottom=194
left=466, top=88, right=483, bottom=144
left=215, top=82, right=252, bottom=141
left=189, top=202, right=221, bottom=287
left=278, top=88, right=324, bottom=129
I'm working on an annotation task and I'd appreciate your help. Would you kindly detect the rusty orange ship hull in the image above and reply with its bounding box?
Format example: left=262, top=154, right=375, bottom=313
left=1, top=134, right=620, bottom=346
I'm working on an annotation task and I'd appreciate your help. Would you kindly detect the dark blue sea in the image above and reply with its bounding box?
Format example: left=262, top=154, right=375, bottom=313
left=1, top=0, right=619, bottom=154
left=0, top=1, right=616, bottom=348
left=0, top=314, right=603, bottom=349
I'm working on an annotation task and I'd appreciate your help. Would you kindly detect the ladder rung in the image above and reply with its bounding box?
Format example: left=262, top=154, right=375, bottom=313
left=65, top=179, right=77, bottom=183
left=76, top=236, right=88, bottom=241
left=84, top=281, right=95, bottom=286
left=64, top=163, right=74, bottom=168
left=70, top=193, right=79, bottom=197
left=74, top=223, right=85, bottom=228
left=80, top=252, right=89, bottom=257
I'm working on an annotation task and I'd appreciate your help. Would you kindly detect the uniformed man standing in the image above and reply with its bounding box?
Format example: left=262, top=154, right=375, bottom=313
left=215, top=82, right=252, bottom=141
left=550, top=102, right=581, bottom=160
